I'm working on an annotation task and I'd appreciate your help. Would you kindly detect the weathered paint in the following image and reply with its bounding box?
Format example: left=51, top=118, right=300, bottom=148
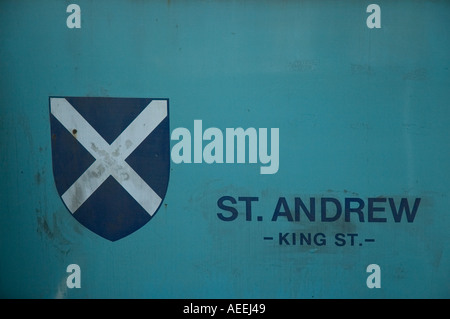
left=0, top=0, right=449, bottom=298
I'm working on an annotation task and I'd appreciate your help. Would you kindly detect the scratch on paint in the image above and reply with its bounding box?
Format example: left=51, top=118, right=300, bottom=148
left=54, top=277, right=68, bottom=299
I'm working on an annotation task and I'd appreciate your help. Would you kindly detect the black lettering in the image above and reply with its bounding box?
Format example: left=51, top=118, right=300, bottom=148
left=279, top=232, right=290, bottom=245
left=314, top=233, right=327, bottom=246
left=238, top=196, right=259, bottom=221
left=217, top=196, right=238, bottom=221
left=389, top=198, right=421, bottom=222
left=294, top=197, right=315, bottom=221
left=368, top=198, right=387, bottom=222
left=345, top=197, right=365, bottom=222
left=335, top=233, right=346, bottom=246
left=272, top=197, right=293, bottom=221
left=321, top=197, right=341, bottom=222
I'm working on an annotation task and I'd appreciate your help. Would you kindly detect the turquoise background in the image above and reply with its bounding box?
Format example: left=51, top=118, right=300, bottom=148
left=1, top=0, right=449, bottom=298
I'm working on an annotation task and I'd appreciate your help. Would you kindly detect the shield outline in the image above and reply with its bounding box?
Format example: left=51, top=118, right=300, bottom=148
left=49, top=96, right=170, bottom=241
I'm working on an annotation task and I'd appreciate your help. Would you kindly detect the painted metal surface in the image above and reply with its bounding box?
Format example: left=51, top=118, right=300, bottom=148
left=0, top=0, right=449, bottom=298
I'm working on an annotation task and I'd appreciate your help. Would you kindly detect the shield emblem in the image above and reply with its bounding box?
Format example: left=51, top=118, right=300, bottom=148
left=49, top=97, right=170, bottom=241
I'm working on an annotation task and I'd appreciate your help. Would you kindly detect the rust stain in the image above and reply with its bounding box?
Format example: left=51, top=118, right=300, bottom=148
left=403, top=68, right=427, bottom=81
left=35, top=172, right=41, bottom=184
left=34, top=169, right=46, bottom=185
left=36, top=213, right=72, bottom=255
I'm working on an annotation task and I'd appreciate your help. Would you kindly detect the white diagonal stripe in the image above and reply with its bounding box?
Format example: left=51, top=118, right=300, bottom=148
left=62, top=161, right=111, bottom=213
left=111, top=99, right=167, bottom=160
left=51, top=98, right=167, bottom=215
left=51, top=98, right=111, bottom=156
left=110, top=163, right=161, bottom=216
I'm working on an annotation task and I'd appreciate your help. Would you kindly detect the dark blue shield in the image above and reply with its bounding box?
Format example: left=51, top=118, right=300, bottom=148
left=49, top=97, right=170, bottom=241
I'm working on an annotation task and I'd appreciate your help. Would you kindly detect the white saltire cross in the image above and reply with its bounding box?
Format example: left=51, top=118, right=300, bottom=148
left=50, top=98, right=167, bottom=215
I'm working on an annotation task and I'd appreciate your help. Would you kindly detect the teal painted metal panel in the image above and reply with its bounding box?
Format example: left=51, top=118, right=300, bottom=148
left=1, top=0, right=449, bottom=298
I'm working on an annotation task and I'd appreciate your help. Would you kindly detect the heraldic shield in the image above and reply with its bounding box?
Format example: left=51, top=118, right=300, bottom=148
left=49, top=97, right=170, bottom=241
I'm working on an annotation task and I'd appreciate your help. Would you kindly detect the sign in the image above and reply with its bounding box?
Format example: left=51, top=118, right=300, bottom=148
left=0, top=0, right=449, bottom=299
